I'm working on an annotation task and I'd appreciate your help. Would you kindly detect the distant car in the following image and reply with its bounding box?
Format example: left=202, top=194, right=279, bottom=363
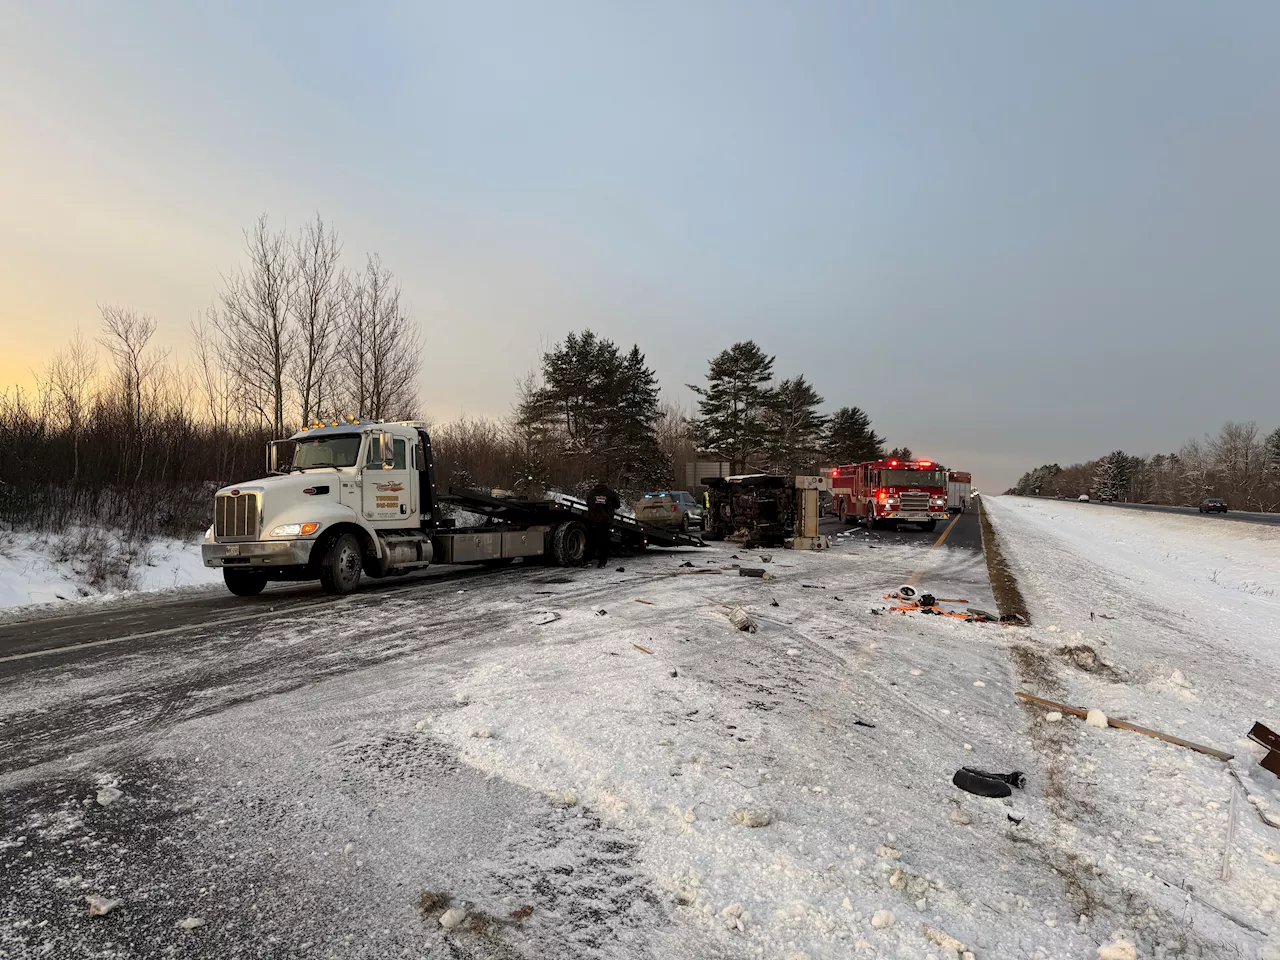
left=818, top=489, right=833, bottom=518
left=1078, top=494, right=1090, bottom=502
left=1199, top=498, right=1228, bottom=514
left=634, top=490, right=703, bottom=531
left=1099, top=494, right=1114, bottom=502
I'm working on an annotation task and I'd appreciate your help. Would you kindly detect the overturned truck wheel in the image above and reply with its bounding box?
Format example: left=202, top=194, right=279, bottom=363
left=550, top=521, right=588, bottom=567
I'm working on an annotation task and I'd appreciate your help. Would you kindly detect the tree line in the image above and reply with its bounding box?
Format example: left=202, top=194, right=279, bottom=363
left=1008, top=421, right=1280, bottom=511
left=436, top=335, right=895, bottom=498
left=1, top=212, right=909, bottom=536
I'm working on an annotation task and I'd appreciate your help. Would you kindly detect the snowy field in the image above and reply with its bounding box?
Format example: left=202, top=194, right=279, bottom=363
left=0, top=526, right=218, bottom=610
left=3, top=508, right=1279, bottom=959
left=984, top=496, right=1280, bottom=960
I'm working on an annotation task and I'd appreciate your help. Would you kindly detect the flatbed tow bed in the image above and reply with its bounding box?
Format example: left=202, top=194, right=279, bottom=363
left=441, top=488, right=706, bottom=551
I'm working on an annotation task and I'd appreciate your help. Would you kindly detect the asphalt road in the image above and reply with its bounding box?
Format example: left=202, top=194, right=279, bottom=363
left=0, top=516, right=992, bottom=959
left=818, top=507, right=984, bottom=552
left=1037, top=497, right=1280, bottom=527
left=0, top=562, right=509, bottom=664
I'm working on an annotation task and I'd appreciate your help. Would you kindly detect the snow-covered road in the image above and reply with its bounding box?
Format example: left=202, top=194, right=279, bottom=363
left=4, top=505, right=1278, bottom=959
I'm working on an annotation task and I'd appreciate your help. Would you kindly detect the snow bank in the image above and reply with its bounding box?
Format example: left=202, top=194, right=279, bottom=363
left=0, top=526, right=218, bottom=609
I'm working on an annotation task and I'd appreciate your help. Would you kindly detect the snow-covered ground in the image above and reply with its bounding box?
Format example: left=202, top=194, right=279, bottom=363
left=4, top=507, right=1280, bottom=958
left=984, top=496, right=1280, bottom=959
left=0, top=526, right=218, bottom=609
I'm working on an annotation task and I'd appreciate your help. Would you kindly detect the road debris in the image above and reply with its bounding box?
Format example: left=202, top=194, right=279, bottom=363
left=1086, top=708, right=1109, bottom=728
left=727, top=608, right=757, bottom=633
left=85, top=895, right=120, bottom=917
left=95, top=785, right=123, bottom=807
left=176, top=917, right=206, bottom=930
left=439, top=906, right=468, bottom=930
left=733, top=807, right=773, bottom=827
left=1247, top=721, right=1280, bottom=778
left=1096, top=938, right=1137, bottom=960
left=634, top=599, right=653, bottom=605
left=952, top=767, right=1026, bottom=798
left=532, top=612, right=560, bottom=625
left=923, top=924, right=968, bottom=953
left=1015, top=692, right=1234, bottom=760
left=631, top=643, right=654, bottom=655
left=738, top=568, right=768, bottom=578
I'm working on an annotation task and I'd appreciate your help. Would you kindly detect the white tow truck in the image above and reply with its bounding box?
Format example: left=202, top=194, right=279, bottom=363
left=202, top=420, right=703, bottom=597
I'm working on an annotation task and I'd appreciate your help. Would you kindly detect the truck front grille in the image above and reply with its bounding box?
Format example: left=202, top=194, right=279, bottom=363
left=214, top=493, right=260, bottom=541
left=900, top=492, right=929, bottom=514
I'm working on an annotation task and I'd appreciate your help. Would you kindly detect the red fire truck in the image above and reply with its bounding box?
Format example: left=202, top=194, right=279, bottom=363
left=829, top=458, right=950, bottom=531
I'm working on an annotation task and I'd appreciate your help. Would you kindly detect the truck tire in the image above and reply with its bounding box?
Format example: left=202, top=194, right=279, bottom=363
left=319, top=531, right=363, bottom=595
left=921, top=519, right=938, bottom=532
left=551, top=521, right=588, bottom=567
left=223, top=569, right=267, bottom=597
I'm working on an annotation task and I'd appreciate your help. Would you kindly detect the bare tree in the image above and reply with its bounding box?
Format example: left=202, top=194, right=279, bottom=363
left=1209, top=421, right=1264, bottom=509
left=216, top=215, right=296, bottom=435
left=291, top=215, right=343, bottom=423
left=191, top=312, right=235, bottom=428
left=338, top=254, right=420, bottom=421
left=41, top=330, right=98, bottom=482
left=97, top=306, right=164, bottom=437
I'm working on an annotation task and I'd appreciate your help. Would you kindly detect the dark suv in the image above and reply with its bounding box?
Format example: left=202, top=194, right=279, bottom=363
left=1198, top=498, right=1228, bottom=514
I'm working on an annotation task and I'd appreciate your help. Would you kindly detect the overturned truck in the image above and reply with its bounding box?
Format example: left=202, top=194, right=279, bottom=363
left=703, top=474, right=825, bottom=549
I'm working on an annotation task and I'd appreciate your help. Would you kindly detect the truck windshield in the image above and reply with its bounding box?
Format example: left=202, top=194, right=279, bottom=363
left=880, top=469, right=947, bottom=488
left=293, top=435, right=362, bottom=470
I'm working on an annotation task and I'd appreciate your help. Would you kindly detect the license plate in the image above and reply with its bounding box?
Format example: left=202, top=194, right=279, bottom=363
left=225, top=544, right=240, bottom=556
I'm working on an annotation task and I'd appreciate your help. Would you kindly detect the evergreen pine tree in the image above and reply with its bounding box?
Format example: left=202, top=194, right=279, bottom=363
left=824, top=407, right=885, bottom=465
left=688, top=341, right=776, bottom=473
left=518, top=330, right=667, bottom=489
left=765, top=376, right=828, bottom=475
left=888, top=446, right=914, bottom=461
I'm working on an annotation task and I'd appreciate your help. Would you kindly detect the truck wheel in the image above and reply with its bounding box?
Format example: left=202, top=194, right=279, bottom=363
left=551, top=521, right=588, bottom=567
left=319, top=532, right=363, bottom=594
left=223, top=569, right=267, bottom=597
left=921, top=519, right=938, bottom=532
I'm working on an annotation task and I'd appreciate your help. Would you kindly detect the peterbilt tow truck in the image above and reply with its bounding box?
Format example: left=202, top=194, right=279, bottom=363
left=202, top=419, right=702, bottom=597
left=829, top=458, right=949, bottom=531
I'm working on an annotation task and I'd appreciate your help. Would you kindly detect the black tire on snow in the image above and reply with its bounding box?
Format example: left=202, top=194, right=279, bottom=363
left=319, top=531, right=364, bottom=595
left=920, top=520, right=938, bottom=532
left=551, top=521, right=588, bottom=567
left=952, top=768, right=1014, bottom=798
left=223, top=569, right=267, bottom=597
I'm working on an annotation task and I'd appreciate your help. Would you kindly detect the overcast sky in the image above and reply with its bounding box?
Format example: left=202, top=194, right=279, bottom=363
left=2, top=1, right=1278, bottom=493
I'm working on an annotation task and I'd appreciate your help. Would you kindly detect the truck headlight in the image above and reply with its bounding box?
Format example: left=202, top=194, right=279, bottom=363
left=204, top=524, right=215, bottom=543
left=268, top=522, right=321, bottom=538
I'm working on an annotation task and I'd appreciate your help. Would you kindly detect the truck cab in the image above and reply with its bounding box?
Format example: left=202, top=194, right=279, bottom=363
left=202, top=421, right=445, bottom=596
